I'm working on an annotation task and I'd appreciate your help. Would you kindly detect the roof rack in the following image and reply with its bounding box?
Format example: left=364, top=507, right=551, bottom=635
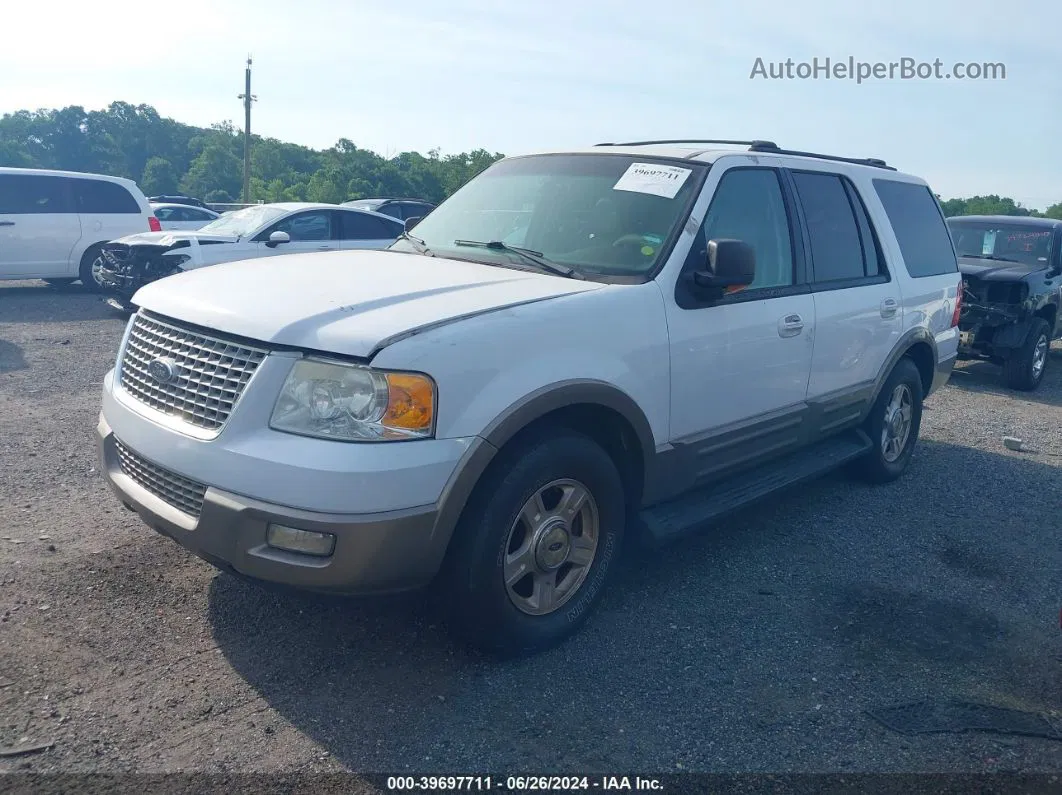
left=594, top=139, right=895, bottom=171
left=595, top=139, right=779, bottom=149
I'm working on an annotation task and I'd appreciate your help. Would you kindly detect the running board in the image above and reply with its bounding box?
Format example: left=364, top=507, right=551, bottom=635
left=637, top=429, right=873, bottom=544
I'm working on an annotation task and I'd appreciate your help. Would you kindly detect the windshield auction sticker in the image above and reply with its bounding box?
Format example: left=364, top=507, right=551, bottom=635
left=612, top=163, right=692, bottom=199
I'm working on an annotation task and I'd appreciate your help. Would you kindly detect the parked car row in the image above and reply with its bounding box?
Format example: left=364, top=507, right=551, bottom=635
left=0, top=168, right=434, bottom=291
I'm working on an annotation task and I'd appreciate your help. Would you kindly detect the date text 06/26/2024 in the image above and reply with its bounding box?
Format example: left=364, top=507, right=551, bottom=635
left=384, top=775, right=665, bottom=792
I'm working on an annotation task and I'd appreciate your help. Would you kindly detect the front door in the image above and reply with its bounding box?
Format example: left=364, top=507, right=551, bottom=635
left=664, top=166, right=815, bottom=486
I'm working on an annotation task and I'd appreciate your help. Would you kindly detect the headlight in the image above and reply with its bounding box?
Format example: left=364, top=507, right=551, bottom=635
left=269, top=358, right=435, bottom=441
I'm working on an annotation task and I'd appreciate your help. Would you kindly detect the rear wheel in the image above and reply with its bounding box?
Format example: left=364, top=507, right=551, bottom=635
left=853, top=358, right=924, bottom=483
left=438, top=429, right=625, bottom=656
left=1002, top=318, right=1051, bottom=391
left=77, top=244, right=105, bottom=292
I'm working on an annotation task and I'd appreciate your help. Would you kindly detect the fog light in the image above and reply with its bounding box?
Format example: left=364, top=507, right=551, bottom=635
left=266, top=524, right=336, bottom=557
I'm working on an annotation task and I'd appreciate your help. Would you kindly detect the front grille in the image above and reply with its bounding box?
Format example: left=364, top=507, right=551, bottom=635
left=114, top=438, right=207, bottom=518
left=119, top=312, right=267, bottom=433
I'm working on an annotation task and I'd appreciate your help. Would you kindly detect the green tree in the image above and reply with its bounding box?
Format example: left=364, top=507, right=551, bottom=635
left=1044, top=203, right=1062, bottom=220
left=204, top=189, right=234, bottom=204
left=141, top=156, right=178, bottom=195
left=306, top=167, right=346, bottom=204
left=180, top=144, right=243, bottom=199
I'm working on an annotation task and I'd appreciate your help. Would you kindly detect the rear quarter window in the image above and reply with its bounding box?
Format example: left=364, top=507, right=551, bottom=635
left=73, top=178, right=142, bottom=214
left=872, top=179, right=958, bottom=278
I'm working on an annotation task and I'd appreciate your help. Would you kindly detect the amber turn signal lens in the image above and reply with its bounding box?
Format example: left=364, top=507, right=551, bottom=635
left=383, top=373, right=435, bottom=432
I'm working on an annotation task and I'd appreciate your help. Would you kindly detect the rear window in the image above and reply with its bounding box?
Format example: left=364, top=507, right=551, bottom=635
left=872, top=179, right=958, bottom=278
left=0, top=173, right=75, bottom=214
left=73, top=178, right=141, bottom=214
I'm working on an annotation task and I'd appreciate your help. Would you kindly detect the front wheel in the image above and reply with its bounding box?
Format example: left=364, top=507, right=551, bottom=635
left=853, top=358, right=924, bottom=483
left=439, top=429, right=626, bottom=657
left=1002, top=318, right=1051, bottom=391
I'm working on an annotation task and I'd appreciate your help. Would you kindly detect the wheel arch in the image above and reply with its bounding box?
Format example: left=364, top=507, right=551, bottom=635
left=869, top=328, right=938, bottom=411
left=429, top=380, right=657, bottom=558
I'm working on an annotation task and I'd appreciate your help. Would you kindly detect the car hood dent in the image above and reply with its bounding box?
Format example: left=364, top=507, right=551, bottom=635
left=958, top=256, right=1043, bottom=281
left=131, top=249, right=603, bottom=358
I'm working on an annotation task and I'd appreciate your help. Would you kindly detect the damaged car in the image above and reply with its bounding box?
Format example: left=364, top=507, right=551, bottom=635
left=95, top=202, right=404, bottom=310
left=946, top=215, right=1062, bottom=390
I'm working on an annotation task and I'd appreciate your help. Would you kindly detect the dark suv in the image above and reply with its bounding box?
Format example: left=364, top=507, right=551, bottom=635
left=148, top=195, right=211, bottom=211
left=341, top=197, right=435, bottom=221
left=946, top=215, right=1062, bottom=390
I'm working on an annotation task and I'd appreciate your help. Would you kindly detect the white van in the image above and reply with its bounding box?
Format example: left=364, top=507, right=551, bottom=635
left=0, top=167, right=159, bottom=286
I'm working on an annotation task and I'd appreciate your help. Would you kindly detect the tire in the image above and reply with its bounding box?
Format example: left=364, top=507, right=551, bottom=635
left=77, top=244, right=105, bottom=292
left=1002, top=318, right=1051, bottom=391
left=853, top=358, right=924, bottom=484
left=438, top=428, right=626, bottom=657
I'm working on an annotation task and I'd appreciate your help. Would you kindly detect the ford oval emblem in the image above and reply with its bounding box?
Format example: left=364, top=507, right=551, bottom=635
left=148, top=357, right=179, bottom=384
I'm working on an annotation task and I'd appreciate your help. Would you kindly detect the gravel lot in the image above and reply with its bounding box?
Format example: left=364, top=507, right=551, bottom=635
left=1, top=280, right=1060, bottom=779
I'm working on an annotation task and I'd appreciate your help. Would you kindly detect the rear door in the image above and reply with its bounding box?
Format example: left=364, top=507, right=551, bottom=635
left=790, top=169, right=902, bottom=409
left=0, top=173, right=81, bottom=278
left=337, top=209, right=404, bottom=249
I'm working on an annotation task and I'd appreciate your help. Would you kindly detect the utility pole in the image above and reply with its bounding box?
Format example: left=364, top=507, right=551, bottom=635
left=237, top=56, right=256, bottom=204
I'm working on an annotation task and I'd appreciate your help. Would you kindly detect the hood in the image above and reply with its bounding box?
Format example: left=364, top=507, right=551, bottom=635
left=131, top=249, right=603, bottom=358
left=958, top=256, right=1042, bottom=282
left=112, top=230, right=239, bottom=247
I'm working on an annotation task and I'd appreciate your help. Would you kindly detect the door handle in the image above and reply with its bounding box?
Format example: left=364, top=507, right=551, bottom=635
left=0, top=221, right=14, bottom=227
left=778, top=314, right=804, bottom=337
left=880, top=298, right=899, bottom=318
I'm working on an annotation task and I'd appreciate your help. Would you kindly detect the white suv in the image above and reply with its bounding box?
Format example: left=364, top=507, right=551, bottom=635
left=0, top=167, right=158, bottom=286
left=95, top=140, right=962, bottom=655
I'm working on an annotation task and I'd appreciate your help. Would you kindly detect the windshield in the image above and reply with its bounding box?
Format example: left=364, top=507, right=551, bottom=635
left=197, top=205, right=288, bottom=237
left=947, top=221, right=1054, bottom=267
left=391, top=154, right=703, bottom=277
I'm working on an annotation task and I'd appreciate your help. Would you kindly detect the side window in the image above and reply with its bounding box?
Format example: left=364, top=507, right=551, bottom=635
left=791, top=171, right=866, bottom=283
left=688, top=168, right=794, bottom=290
left=376, top=204, right=403, bottom=219
left=188, top=208, right=214, bottom=221
left=73, top=179, right=141, bottom=214
left=842, top=180, right=887, bottom=278
left=873, top=179, right=958, bottom=277
left=0, top=174, right=74, bottom=214
left=339, top=210, right=403, bottom=240
left=269, top=211, right=333, bottom=241
left=153, top=207, right=176, bottom=221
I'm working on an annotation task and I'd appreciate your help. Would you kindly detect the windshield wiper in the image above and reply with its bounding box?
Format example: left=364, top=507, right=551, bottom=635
left=452, top=240, right=583, bottom=279
left=400, top=231, right=434, bottom=256
left=963, top=253, right=1019, bottom=262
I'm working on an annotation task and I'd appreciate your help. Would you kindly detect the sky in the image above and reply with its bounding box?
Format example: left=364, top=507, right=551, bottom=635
left=3, top=0, right=1058, bottom=208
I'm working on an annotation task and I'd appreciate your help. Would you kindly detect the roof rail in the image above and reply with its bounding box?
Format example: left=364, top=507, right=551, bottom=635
left=595, top=139, right=779, bottom=148
left=593, top=139, right=895, bottom=170
left=747, top=142, right=895, bottom=170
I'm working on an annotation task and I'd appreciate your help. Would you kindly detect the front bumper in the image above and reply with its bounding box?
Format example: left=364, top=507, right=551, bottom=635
left=98, top=416, right=458, bottom=594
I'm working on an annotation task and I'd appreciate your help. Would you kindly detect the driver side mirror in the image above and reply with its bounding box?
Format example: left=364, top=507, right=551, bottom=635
left=404, top=216, right=423, bottom=232
left=266, top=230, right=290, bottom=248
left=691, top=239, right=755, bottom=297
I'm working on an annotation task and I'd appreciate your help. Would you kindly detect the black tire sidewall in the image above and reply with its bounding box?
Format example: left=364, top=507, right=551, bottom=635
left=1006, top=320, right=1050, bottom=390
left=452, top=431, right=625, bottom=654
left=863, top=359, right=924, bottom=480
left=78, top=244, right=104, bottom=291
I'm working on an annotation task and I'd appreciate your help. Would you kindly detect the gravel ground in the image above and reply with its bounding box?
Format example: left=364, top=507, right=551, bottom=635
left=1, top=280, right=1061, bottom=779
